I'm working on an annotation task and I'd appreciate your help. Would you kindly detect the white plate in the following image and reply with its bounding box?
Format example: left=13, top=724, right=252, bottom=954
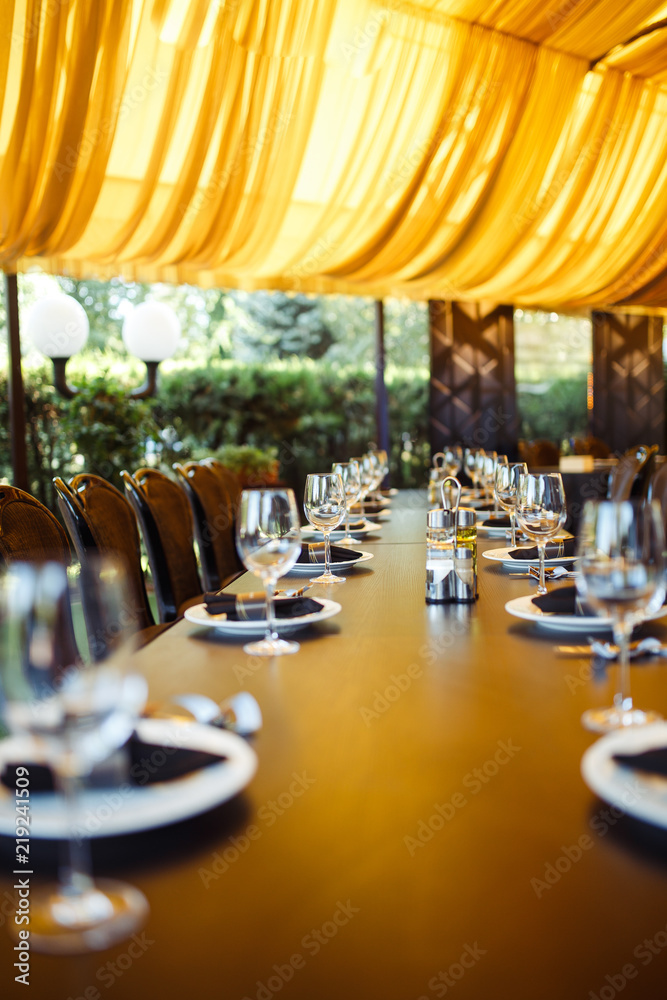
left=286, top=551, right=373, bottom=576
left=581, top=723, right=667, bottom=830
left=477, top=522, right=512, bottom=537
left=184, top=598, right=342, bottom=637
left=483, top=545, right=577, bottom=569
left=301, top=522, right=381, bottom=540
left=0, top=719, right=257, bottom=839
left=504, top=594, right=666, bottom=633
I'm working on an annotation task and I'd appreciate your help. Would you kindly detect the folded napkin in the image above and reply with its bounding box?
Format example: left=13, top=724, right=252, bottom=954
left=297, top=543, right=362, bottom=564
left=481, top=514, right=511, bottom=527
left=1, top=733, right=227, bottom=794
left=531, top=585, right=592, bottom=616
left=203, top=592, right=323, bottom=620
left=509, top=538, right=576, bottom=560
left=612, top=747, right=667, bottom=777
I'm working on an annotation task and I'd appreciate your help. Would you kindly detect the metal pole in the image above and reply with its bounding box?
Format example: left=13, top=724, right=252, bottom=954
left=374, top=299, right=390, bottom=482
left=5, top=273, right=29, bottom=491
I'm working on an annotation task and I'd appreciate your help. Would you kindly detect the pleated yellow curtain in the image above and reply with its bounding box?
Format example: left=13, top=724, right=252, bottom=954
left=3, top=0, right=667, bottom=308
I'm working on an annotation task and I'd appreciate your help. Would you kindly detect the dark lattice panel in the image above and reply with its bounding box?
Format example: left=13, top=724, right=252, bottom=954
left=428, top=300, right=518, bottom=457
left=591, top=311, right=664, bottom=454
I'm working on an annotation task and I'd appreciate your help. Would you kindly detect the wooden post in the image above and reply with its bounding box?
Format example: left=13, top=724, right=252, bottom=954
left=374, top=300, right=390, bottom=481
left=5, top=273, right=29, bottom=491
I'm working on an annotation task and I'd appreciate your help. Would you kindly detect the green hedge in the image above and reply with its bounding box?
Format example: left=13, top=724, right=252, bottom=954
left=0, top=359, right=430, bottom=510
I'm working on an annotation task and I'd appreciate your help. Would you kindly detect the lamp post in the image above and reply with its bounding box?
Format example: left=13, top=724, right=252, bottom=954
left=27, top=295, right=180, bottom=399
left=26, top=295, right=90, bottom=399
left=122, top=301, right=181, bottom=398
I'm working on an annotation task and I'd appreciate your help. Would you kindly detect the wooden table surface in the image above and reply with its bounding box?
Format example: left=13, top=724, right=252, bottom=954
left=3, top=491, right=667, bottom=1000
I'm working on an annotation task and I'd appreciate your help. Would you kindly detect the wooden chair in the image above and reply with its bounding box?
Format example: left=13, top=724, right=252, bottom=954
left=54, top=475, right=171, bottom=656
left=607, top=445, right=658, bottom=501
left=173, top=462, right=244, bottom=591
left=0, top=485, right=80, bottom=669
left=122, top=468, right=204, bottom=622
left=200, top=458, right=242, bottom=508
left=647, top=460, right=667, bottom=525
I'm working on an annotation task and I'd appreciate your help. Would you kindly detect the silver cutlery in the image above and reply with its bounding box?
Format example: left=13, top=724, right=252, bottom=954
left=146, top=691, right=263, bottom=735
left=555, top=637, right=667, bottom=659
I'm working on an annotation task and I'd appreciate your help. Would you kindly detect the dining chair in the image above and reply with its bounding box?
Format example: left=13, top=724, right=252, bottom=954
left=607, top=445, right=658, bottom=501
left=0, top=485, right=80, bottom=669
left=647, top=460, right=667, bottom=526
left=173, top=462, right=244, bottom=591
left=122, top=468, right=204, bottom=622
left=53, top=475, right=172, bottom=656
left=200, top=458, right=242, bottom=508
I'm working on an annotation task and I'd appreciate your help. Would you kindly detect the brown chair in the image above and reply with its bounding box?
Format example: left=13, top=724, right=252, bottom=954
left=200, top=459, right=242, bottom=508
left=173, top=462, right=243, bottom=591
left=0, top=485, right=80, bottom=669
left=54, top=475, right=172, bottom=657
left=607, top=445, right=658, bottom=501
left=647, top=460, right=667, bottom=523
left=122, top=468, right=204, bottom=622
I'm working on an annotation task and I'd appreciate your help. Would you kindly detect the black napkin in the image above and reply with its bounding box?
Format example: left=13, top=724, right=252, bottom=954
left=349, top=503, right=386, bottom=515
left=612, top=747, right=667, bottom=777
left=531, top=585, right=592, bottom=616
left=203, top=592, right=323, bottom=619
left=509, top=538, right=576, bottom=560
left=297, top=543, right=362, bottom=564
left=1, top=733, right=228, bottom=794
left=482, top=514, right=511, bottom=527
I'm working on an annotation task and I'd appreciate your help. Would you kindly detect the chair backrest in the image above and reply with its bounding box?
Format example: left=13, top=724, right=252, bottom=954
left=607, top=445, right=659, bottom=500
left=54, top=475, right=155, bottom=656
left=173, top=462, right=243, bottom=591
left=122, top=468, right=202, bottom=622
left=0, top=485, right=80, bottom=669
left=647, top=460, right=667, bottom=525
left=607, top=454, right=641, bottom=501
left=200, top=459, right=242, bottom=508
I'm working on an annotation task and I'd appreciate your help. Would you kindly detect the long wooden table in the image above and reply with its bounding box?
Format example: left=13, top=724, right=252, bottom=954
left=3, top=492, right=667, bottom=999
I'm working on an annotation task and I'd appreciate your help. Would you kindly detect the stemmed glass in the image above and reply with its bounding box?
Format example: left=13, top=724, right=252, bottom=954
left=494, top=461, right=527, bottom=547
left=515, top=472, right=567, bottom=594
left=304, top=473, right=346, bottom=584
left=464, top=448, right=485, bottom=493
left=576, top=499, right=665, bottom=732
left=0, top=558, right=149, bottom=954
left=235, top=488, right=302, bottom=655
left=332, top=460, right=362, bottom=546
left=444, top=445, right=463, bottom=478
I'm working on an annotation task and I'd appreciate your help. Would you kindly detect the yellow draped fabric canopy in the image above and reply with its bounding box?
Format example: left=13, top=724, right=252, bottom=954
left=4, top=0, right=667, bottom=308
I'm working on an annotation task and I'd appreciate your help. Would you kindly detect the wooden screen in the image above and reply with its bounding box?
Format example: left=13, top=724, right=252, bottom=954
left=591, top=311, right=664, bottom=453
left=428, top=300, right=518, bottom=457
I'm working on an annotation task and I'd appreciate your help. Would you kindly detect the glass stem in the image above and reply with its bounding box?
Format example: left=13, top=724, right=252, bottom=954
left=324, top=531, right=332, bottom=576
left=537, top=541, right=547, bottom=594
left=264, top=578, right=277, bottom=643
left=612, top=615, right=633, bottom=715
left=345, top=507, right=351, bottom=538
left=57, top=770, right=95, bottom=898
left=510, top=510, right=517, bottom=547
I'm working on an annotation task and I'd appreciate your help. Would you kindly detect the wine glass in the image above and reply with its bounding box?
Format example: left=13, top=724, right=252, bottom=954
left=304, top=473, right=346, bottom=584
left=515, top=472, right=567, bottom=594
left=235, top=488, right=302, bottom=656
left=0, top=558, right=149, bottom=954
left=444, top=446, right=463, bottom=478
left=350, top=455, right=373, bottom=507
left=494, top=462, right=527, bottom=547
left=576, top=499, right=665, bottom=732
left=332, top=460, right=362, bottom=546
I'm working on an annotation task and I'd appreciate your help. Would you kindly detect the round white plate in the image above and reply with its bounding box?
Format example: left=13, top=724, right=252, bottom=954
left=0, top=719, right=257, bottom=839
left=581, top=723, right=667, bottom=830
left=483, top=545, right=577, bottom=569
left=477, top=522, right=512, bottom=537
left=286, top=551, right=373, bottom=576
left=504, top=594, right=666, bottom=633
left=184, top=598, right=342, bottom=637
left=301, top=523, right=381, bottom=540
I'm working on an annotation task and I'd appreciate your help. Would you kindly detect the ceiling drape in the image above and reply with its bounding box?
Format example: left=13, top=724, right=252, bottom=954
left=4, top=0, right=667, bottom=308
